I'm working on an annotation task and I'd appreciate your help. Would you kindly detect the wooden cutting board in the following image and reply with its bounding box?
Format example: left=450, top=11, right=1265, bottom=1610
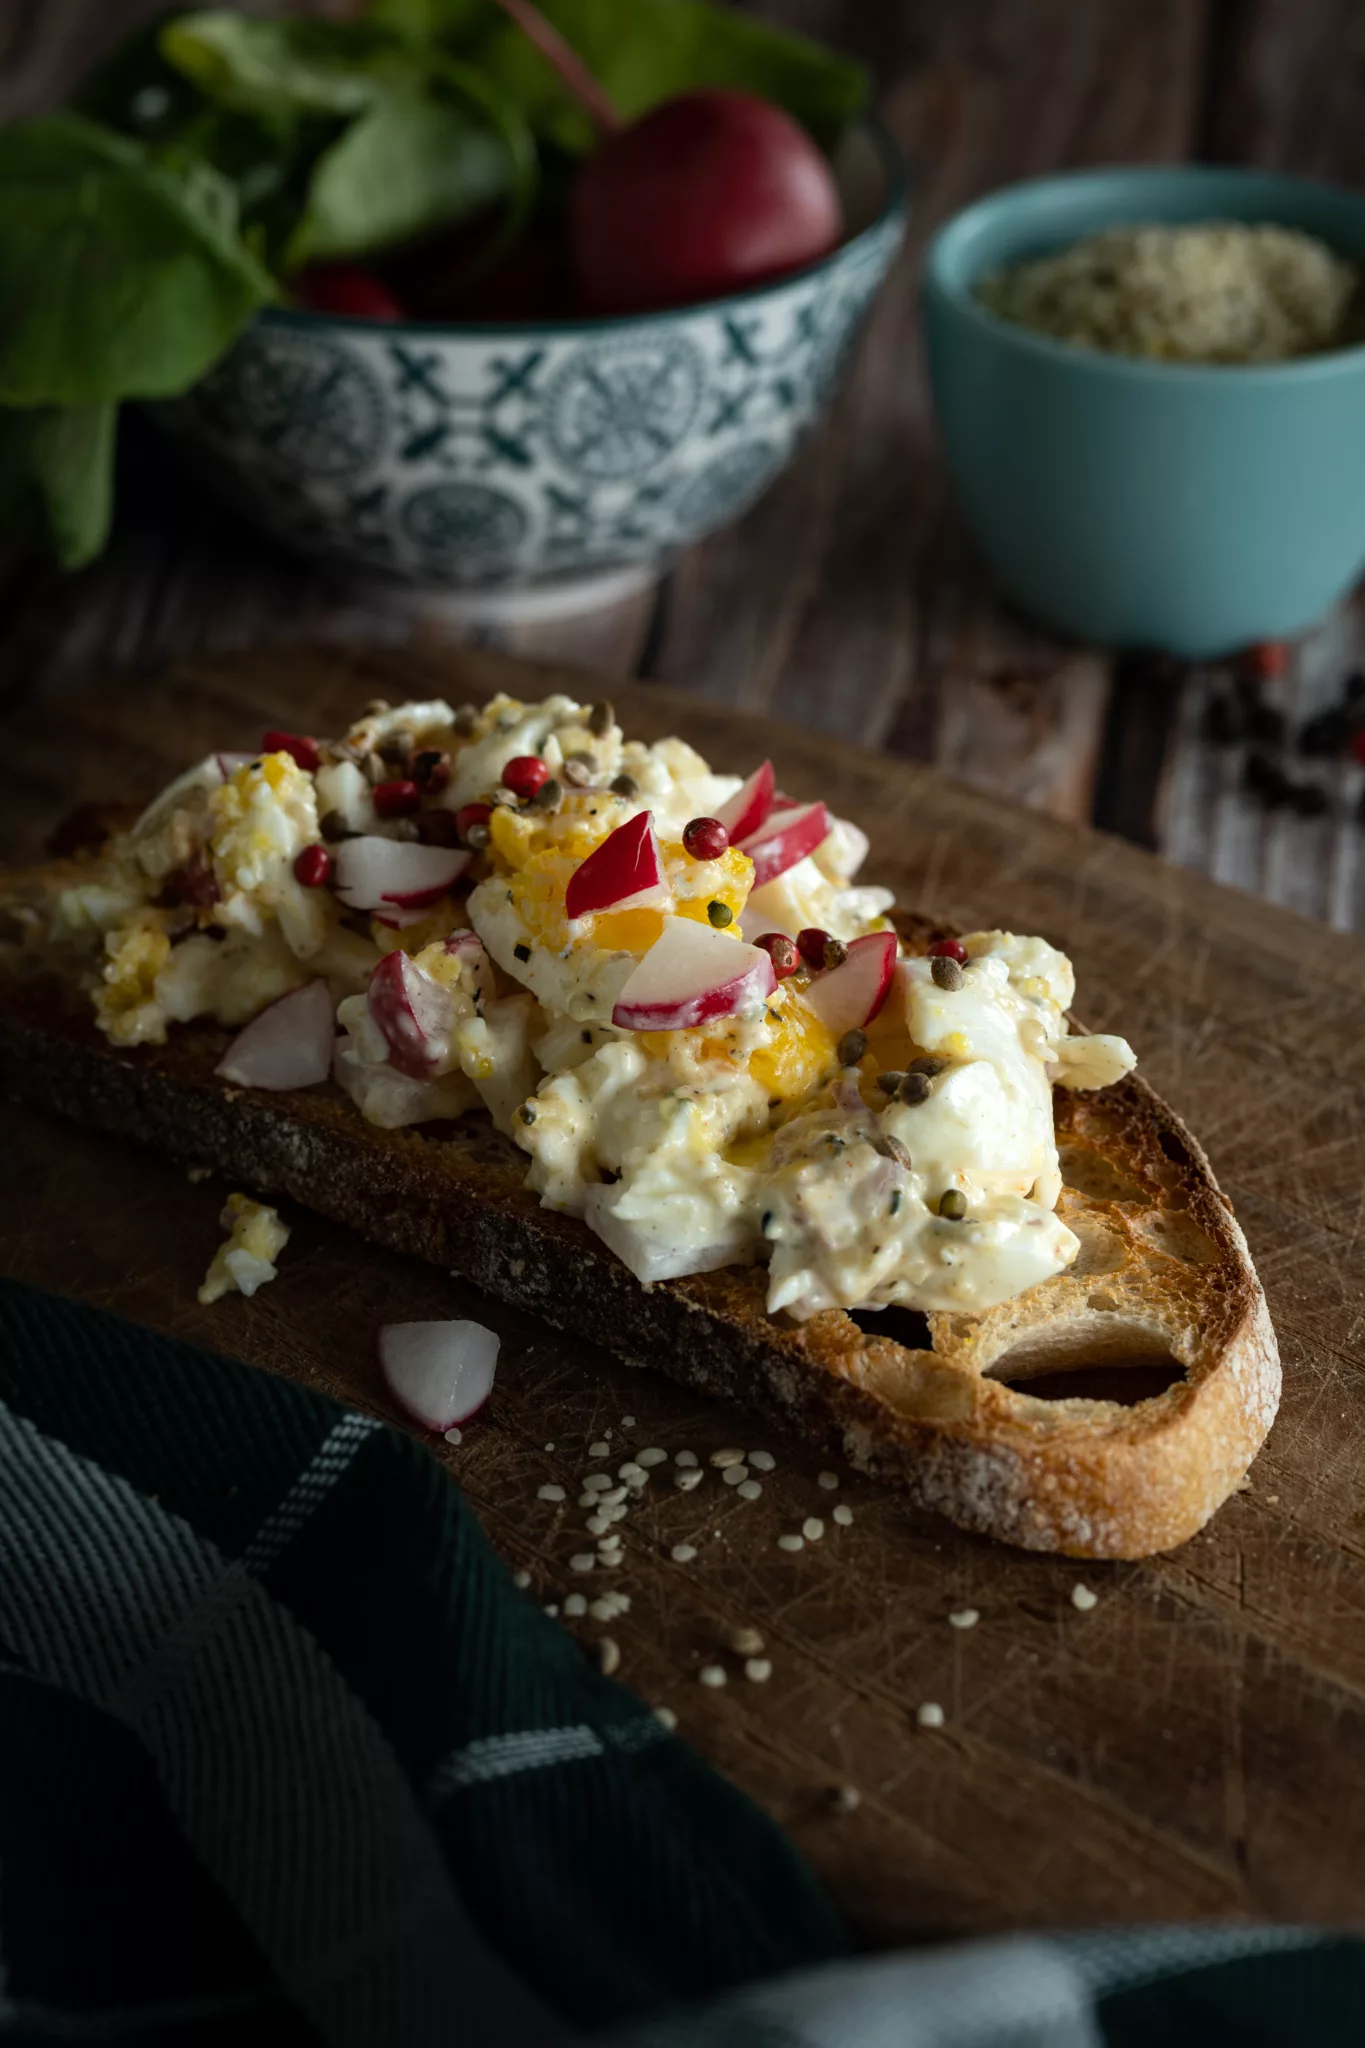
left=5, top=640, right=1365, bottom=1944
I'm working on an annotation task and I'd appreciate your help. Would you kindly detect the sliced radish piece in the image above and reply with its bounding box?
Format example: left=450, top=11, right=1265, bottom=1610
left=565, top=811, right=668, bottom=920
left=379, top=1319, right=499, bottom=1432
left=213, top=750, right=255, bottom=781
left=612, top=918, right=775, bottom=1032
left=335, top=836, right=469, bottom=912
left=801, top=931, right=898, bottom=1037
left=714, top=760, right=775, bottom=843
left=215, top=980, right=334, bottom=1090
left=367, top=949, right=455, bottom=1078
left=737, top=800, right=830, bottom=889
left=373, top=904, right=437, bottom=931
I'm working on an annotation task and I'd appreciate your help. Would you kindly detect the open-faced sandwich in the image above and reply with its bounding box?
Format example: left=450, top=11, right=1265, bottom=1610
left=0, top=690, right=1278, bottom=1557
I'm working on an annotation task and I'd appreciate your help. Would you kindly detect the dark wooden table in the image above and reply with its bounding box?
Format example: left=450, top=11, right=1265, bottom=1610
left=8, top=0, right=1365, bottom=932
left=10, top=2, right=1365, bottom=1945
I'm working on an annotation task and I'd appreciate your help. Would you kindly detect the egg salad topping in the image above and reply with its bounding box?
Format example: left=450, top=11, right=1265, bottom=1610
left=57, top=692, right=1136, bottom=1323
left=197, top=1194, right=290, bottom=1306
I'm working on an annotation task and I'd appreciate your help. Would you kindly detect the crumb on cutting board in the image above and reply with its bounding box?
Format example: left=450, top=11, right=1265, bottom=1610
left=197, top=1193, right=289, bottom=1306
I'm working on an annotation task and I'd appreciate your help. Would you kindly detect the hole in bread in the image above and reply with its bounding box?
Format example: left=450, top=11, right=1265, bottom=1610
left=847, top=1304, right=933, bottom=1351
left=1087, top=1289, right=1120, bottom=1311
left=1134, top=1210, right=1219, bottom=1266
left=985, top=1318, right=1186, bottom=1406
left=1003, top=1360, right=1186, bottom=1405
left=1058, top=1144, right=1144, bottom=1205
left=1065, top=1213, right=1126, bottom=1276
left=1159, top=1128, right=1192, bottom=1167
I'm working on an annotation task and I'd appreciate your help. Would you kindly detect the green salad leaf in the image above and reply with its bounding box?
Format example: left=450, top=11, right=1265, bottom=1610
left=369, top=0, right=869, bottom=151
left=286, top=74, right=526, bottom=267
left=158, top=14, right=537, bottom=274
left=0, top=404, right=118, bottom=569
left=0, top=114, right=275, bottom=408
left=158, top=13, right=404, bottom=121
left=79, top=17, right=334, bottom=265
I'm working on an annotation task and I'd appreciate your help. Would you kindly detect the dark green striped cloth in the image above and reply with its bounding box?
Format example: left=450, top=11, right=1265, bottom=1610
left=1, top=1278, right=1362, bottom=2047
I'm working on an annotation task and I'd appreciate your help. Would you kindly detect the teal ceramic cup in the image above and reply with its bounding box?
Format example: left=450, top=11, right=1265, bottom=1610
left=922, top=166, right=1365, bottom=656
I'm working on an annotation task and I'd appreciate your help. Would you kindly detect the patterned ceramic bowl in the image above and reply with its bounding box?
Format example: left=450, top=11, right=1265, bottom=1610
left=164, top=121, right=905, bottom=606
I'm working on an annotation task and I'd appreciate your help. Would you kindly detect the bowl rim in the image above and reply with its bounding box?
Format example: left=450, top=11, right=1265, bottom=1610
left=257, top=114, right=908, bottom=344
left=923, top=161, right=1365, bottom=385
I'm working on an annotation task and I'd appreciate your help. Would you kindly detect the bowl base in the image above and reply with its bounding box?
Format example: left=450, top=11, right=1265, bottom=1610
left=348, top=560, right=661, bottom=627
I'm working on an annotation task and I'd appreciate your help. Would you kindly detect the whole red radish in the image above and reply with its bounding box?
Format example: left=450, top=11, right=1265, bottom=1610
left=570, top=91, right=843, bottom=314
left=487, top=0, right=844, bottom=316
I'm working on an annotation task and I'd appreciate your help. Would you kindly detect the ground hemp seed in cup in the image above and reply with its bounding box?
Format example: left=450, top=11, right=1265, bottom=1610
left=977, top=220, right=1362, bottom=364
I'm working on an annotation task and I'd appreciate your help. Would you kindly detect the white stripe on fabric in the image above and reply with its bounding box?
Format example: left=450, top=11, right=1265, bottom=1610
left=0, top=1402, right=560, bottom=2048
left=431, top=1725, right=605, bottom=1795
left=608, top=1937, right=1099, bottom=2048
left=1063, top=1921, right=1328, bottom=1998
left=428, top=1715, right=668, bottom=1800
left=240, top=1414, right=380, bottom=1576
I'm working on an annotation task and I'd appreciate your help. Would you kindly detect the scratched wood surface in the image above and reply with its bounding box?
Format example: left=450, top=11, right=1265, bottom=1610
left=4, top=638, right=1365, bottom=1940
left=7, top=0, right=1365, bottom=932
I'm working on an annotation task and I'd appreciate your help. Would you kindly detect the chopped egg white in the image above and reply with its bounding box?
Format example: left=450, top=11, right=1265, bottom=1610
left=198, top=1194, right=289, bottom=1305
left=60, top=692, right=1138, bottom=1323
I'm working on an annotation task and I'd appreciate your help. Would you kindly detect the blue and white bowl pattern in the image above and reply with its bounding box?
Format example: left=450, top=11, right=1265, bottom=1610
left=168, top=142, right=904, bottom=592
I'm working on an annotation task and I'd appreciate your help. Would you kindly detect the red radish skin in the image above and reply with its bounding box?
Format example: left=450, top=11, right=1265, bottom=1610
left=367, top=950, right=455, bottom=1078
left=378, top=1319, right=500, bottom=1432
left=737, top=800, right=830, bottom=889
left=801, top=931, right=898, bottom=1037
left=612, top=919, right=775, bottom=1032
left=215, top=980, right=335, bottom=1091
left=298, top=264, right=404, bottom=322
left=213, top=751, right=254, bottom=782
left=571, top=91, right=843, bottom=314
left=334, top=837, right=470, bottom=912
left=565, top=811, right=668, bottom=920
left=713, top=760, right=775, bottom=843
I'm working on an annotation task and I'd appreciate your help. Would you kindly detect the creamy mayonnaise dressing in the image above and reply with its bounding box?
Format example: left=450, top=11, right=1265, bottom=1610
left=57, top=693, right=1136, bottom=1322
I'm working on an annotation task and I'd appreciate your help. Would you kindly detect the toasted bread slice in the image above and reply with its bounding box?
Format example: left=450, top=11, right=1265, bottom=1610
left=0, top=861, right=1278, bottom=1560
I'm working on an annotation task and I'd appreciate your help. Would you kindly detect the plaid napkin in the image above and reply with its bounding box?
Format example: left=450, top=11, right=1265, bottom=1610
left=1, top=1278, right=1362, bottom=2048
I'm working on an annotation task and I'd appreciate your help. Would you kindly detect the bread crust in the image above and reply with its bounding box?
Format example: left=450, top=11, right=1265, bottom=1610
left=0, top=896, right=1279, bottom=1559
